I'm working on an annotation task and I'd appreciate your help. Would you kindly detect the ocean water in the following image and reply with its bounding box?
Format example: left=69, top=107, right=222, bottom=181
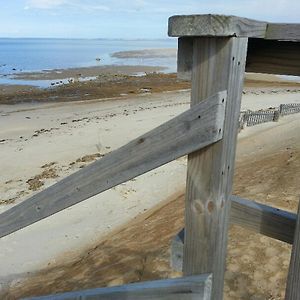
left=0, top=38, right=177, bottom=87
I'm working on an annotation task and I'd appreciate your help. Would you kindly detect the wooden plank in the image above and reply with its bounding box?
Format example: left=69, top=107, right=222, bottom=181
left=26, top=274, right=212, bottom=300
left=285, top=201, right=300, bottom=300
left=246, top=39, right=300, bottom=76
left=183, top=37, right=248, bottom=300
left=177, top=38, right=300, bottom=80
left=266, top=23, right=300, bottom=41
left=231, top=195, right=296, bottom=244
left=177, top=37, right=193, bottom=80
left=168, top=14, right=267, bottom=38
left=169, top=14, right=300, bottom=41
left=0, top=91, right=226, bottom=239
left=171, top=196, right=297, bottom=272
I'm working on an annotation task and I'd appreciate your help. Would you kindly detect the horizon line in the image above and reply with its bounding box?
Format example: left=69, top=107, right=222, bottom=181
left=0, top=37, right=176, bottom=41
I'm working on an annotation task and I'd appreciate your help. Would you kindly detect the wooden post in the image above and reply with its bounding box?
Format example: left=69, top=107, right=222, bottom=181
left=285, top=201, right=300, bottom=300
left=183, top=37, right=248, bottom=299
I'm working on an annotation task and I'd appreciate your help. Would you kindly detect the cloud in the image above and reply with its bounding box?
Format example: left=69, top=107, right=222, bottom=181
left=24, top=0, right=110, bottom=12
left=25, top=0, right=67, bottom=9
left=22, top=0, right=300, bottom=23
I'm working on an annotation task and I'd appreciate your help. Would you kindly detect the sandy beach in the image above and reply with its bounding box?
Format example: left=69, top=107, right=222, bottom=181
left=0, top=67, right=300, bottom=299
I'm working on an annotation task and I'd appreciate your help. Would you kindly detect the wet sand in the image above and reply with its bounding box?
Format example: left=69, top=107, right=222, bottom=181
left=111, top=48, right=177, bottom=58
left=10, top=65, right=165, bottom=81
left=1, top=70, right=300, bottom=105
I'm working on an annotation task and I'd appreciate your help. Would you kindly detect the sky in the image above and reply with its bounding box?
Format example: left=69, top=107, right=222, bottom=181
left=0, top=0, right=299, bottom=39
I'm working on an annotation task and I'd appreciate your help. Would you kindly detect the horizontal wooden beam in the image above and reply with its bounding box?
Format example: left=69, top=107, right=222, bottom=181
left=169, top=14, right=300, bottom=41
left=26, top=274, right=212, bottom=300
left=171, top=196, right=296, bottom=271
left=0, top=91, right=226, bottom=239
left=246, top=39, right=300, bottom=76
left=230, top=195, right=296, bottom=244
left=177, top=37, right=300, bottom=79
left=266, top=23, right=300, bottom=41
left=168, top=15, right=267, bottom=38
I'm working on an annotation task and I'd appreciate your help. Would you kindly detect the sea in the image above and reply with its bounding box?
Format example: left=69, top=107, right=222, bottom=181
left=0, top=38, right=177, bottom=87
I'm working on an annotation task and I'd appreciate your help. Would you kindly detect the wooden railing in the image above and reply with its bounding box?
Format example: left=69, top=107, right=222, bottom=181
left=171, top=195, right=297, bottom=271
left=0, top=91, right=226, bottom=239
left=26, top=274, right=213, bottom=300
left=1, top=14, right=300, bottom=300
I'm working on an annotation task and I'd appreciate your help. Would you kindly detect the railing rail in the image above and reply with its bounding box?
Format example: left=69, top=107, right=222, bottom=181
left=0, top=91, right=226, bottom=239
left=26, top=274, right=213, bottom=300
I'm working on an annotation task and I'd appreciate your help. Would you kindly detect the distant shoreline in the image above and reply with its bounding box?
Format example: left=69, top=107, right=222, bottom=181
left=1, top=69, right=300, bottom=105
left=10, top=65, right=166, bottom=81
left=111, top=48, right=177, bottom=59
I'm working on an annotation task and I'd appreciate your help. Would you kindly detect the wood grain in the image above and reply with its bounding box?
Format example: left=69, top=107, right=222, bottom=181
left=231, top=195, right=296, bottom=244
left=169, top=14, right=300, bottom=41
left=177, top=38, right=300, bottom=80
left=26, top=274, right=212, bottom=300
left=246, top=39, right=300, bottom=76
left=183, top=37, right=248, bottom=300
left=266, top=23, right=300, bottom=41
left=168, top=14, right=267, bottom=38
left=0, top=92, right=226, bottom=239
left=177, top=37, right=193, bottom=80
left=285, top=201, right=300, bottom=300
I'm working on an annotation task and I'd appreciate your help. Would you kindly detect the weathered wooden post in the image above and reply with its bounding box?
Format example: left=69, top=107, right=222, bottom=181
left=169, top=15, right=258, bottom=299
left=285, top=200, right=300, bottom=300
left=169, top=14, right=300, bottom=299
left=273, top=110, right=280, bottom=122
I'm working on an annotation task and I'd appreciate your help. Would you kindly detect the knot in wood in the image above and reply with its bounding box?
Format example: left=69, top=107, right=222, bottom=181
left=192, top=200, right=204, bottom=214
left=207, top=201, right=215, bottom=213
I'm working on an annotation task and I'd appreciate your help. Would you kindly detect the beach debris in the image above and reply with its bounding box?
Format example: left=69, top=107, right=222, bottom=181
left=72, top=117, right=88, bottom=123
left=41, top=162, right=57, bottom=169
left=76, top=153, right=104, bottom=163
left=140, top=88, right=151, bottom=93
left=26, top=167, right=58, bottom=191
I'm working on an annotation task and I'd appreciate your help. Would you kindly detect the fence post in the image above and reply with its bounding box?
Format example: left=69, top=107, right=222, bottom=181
left=181, top=37, right=248, bottom=299
left=273, top=110, right=280, bottom=122
left=285, top=200, right=300, bottom=299
left=279, top=104, right=284, bottom=114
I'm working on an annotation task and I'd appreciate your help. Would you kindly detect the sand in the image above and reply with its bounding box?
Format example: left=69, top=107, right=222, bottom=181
left=1, top=112, right=300, bottom=299
left=0, top=86, right=299, bottom=298
left=10, top=65, right=165, bottom=81
left=1, top=70, right=300, bottom=104
left=111, top=48, right=177, bottom=59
